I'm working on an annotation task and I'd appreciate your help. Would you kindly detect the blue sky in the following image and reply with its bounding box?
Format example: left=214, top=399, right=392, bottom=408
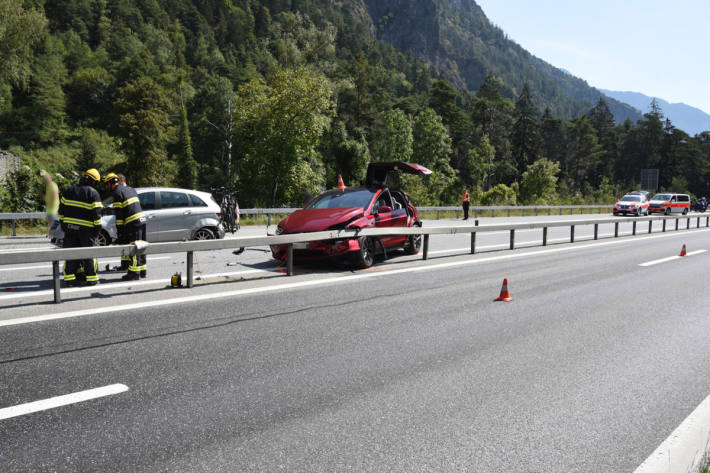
left=474, top=0, right=710, bottom=115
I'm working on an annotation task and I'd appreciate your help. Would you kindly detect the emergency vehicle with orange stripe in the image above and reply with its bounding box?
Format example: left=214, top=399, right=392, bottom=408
left=648, top=193, right=690, bottom=215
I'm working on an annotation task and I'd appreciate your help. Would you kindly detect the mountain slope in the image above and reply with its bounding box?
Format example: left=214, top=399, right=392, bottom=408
left=362, top=0, right=642, bottom=123
left=601, top=90, right=710, bottom=136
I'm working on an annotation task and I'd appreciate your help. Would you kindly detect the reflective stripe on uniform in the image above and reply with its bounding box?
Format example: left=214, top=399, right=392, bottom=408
left=113, top=197, right=139, bottom=208
left=60, top=197, right=103, bottom=210
left=60, top=217, right=95, bottom=227
left=124, top=212, right=145, bottom=224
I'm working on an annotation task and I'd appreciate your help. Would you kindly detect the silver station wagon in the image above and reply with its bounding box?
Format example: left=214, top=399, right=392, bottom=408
left=52, top=187, right=225, bottom=245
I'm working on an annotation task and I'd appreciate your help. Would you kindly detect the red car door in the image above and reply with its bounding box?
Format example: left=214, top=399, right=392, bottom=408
left=372, top=189, right=407, bottom=247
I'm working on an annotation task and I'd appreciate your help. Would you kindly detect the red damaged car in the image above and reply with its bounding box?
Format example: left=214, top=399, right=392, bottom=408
left=270, top=162, right=431, bottom=268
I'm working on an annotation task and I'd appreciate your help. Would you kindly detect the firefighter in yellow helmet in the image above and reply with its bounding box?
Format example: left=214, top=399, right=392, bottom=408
left=104, top=172, right=147, bottom=280
left=58, top=168, right=103, bottom=286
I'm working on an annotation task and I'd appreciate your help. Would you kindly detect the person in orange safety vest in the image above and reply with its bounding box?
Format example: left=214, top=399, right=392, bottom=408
left=462, top=189, right=471, bottom=220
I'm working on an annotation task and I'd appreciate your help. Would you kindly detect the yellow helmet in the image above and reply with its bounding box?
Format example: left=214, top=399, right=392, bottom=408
left=103, top=172, right=119, bottom=184
left=83, top=168, right=100, bottom=182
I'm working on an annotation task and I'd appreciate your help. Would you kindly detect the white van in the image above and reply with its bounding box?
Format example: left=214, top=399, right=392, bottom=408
left=648, top=193, right=691, bottom=215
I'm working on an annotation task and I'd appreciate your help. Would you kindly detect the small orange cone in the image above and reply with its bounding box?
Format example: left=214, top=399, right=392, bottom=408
left=494, top=278, right=514, bottom=302
left=337, top=174, right=346, bottom=189
left=679, top=244, right=687, bottom=257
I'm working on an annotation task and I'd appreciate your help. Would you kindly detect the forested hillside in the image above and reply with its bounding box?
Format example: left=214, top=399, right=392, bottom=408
left=1, top=0, right=709, bottom=212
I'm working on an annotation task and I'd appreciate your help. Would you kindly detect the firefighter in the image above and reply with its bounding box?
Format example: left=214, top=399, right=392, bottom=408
left=103, top=173, right=129, bottom=270
left=104, top=173, right=147, bottom=280
left=59, top=168, right=103, bottom=287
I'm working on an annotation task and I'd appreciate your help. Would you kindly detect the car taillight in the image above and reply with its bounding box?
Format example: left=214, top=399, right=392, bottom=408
left=216, top=212, right=222, bottom=218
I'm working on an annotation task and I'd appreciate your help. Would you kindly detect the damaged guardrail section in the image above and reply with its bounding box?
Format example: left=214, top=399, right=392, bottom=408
left=1, top=214, right=708, bottom=304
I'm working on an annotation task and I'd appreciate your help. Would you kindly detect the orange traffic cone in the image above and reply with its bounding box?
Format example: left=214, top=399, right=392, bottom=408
left=679, top=244, right=687, bottom=257
left=337, top=174, right=345, bottom=189
left=494, top=278, right=514, bottom=302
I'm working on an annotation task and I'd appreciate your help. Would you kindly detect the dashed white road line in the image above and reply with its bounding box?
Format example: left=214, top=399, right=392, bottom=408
left=0, top=384, right=129, bottom=421
left=639, top=250, right=707, bottom=267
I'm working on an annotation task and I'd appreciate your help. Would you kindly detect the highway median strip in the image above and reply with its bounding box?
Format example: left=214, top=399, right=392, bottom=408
left=2, top=228, right=709, bottom=328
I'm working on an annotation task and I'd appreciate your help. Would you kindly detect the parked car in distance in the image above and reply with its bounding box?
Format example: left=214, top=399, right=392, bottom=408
left=648, top=193, right=691, bottom=215
left=613, top=193, right=649, bottom=216
left=51, top=187, right=225, bottom=245
left=269, top=162, right=431, bottom=269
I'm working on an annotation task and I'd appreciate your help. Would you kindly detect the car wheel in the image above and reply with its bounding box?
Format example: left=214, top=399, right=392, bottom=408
left=91, top=230, right=110, bottom=247
left=682, top=208, right=688, bottom=215
left=664, top=207, right=671, bottom=215
left=404, top=232, right=422, bottom=255
left=352, top=236, right=375, bottom=269
left=193, top=227, right=215, bottom=240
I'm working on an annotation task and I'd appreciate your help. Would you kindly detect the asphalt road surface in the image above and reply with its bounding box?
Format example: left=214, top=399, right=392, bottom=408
left=1, top=214, right=710, bottom=472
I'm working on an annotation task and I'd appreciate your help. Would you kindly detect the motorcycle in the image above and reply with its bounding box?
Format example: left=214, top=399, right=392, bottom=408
left=691, top=198, right=708, bottom=213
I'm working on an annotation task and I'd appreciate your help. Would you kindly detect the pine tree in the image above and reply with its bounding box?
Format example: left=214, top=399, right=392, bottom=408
left=510, top=84, right=540, bottom=177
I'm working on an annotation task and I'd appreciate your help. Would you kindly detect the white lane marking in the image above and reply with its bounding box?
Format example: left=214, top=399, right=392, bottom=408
left=633, top=394, right=710, bottom=473
left=638, top=250, right=707, bottom=267
left=2, top=228, right=710, bottom=328
left=0, top=256, right=172, bottom=272
left=0, top=269, right=277, bottom=301
left=0, top=384, right=129, bottom=421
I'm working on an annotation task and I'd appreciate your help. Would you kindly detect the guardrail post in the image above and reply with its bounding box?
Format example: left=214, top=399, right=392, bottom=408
left=594, top=224, right=598, bottom=240
left=706, top=216, right=709, bottom=227
left=510, top=229, right=515, bottom=250
left=697, top=217, right=700, bottom=228
left=423, top=235, right=429, bottom=260
left=614, top=222, right=619, bottom=237
left=267, top=214, right=271, bottom=226
left=474, top=209, right=478, bottom=218
left=559, top=208, right=563, bottom=216
left=11, top=219, right=16, bottom=237
left=535, top=208, right=538, bottom=216
left=521, top=208, right=525, bottom=217
left=187, top=251, right=194, bottom=288
left=470, top=232, right=476, bottom=254
left=542, top=227, right=547, bottom=246
left=52, top=261, right=61, bottom=304
left=675, top=218, right=679, bottom=231
left=547, top=208, right=550, bottom=216
left=686, top=217, right=690, bottom=229
left=663, top=219, right=666, bottom=232
left=648, top=220, right=652, bottom=233
left=570, top=225, right=575, bottom=243
left=456, top=210, right=459, bottom=219
left=507, top=209, right=511, bottom=217
left=287, top=243, right=293, bottom=276
left=632, top=221, right=636, bottom=235
left=436, top=210, right=440, bottom=219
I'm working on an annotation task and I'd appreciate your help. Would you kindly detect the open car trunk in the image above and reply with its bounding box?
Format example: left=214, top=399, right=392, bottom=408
left=365, top=162, right=432, bottom=187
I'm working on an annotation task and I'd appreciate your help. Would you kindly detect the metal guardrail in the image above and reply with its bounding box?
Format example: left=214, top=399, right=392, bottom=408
left=0, top=206, right=613, bottom=232
left=0, top=212, right=45, bottom=237
left=1, top=213, right=709, bottom=304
